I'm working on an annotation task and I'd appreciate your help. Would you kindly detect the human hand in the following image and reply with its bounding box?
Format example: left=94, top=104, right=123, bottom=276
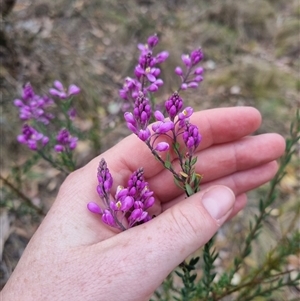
left=1, top=107, right=285, bottom=301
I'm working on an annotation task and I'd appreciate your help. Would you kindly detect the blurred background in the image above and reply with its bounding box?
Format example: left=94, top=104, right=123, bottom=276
left=1, top=0, right=299, bottom=298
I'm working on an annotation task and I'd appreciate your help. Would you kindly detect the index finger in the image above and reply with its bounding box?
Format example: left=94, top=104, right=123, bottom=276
left=88, top=106, right=261, bottom=182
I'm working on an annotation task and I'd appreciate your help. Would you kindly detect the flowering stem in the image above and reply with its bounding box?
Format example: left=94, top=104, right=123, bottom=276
left=0, top=174, right=46, bottom=216
left=37, top=150, right=69, bottom=175
left=145, top=140, right=182, bottom=183
left=177, top=66, right=192, bottom=93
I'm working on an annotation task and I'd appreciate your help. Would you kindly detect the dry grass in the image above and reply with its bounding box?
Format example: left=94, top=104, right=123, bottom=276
left=1, top=0, right=299, bottom=298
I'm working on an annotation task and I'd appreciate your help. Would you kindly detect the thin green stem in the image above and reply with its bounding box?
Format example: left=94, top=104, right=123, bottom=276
left=0, top=174, right=46, bottom=216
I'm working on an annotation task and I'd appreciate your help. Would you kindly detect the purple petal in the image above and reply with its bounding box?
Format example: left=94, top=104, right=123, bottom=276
left=138, top=129, right=151, bottom=141
left=87, top=202, right=102, bottom=214
left=121, top=196, right=134, bottom=211
left=194, top=67, right=204, bottom=75
left=53, top=80, right=64, bottom=91
left=187, top=82, right=198, bottom=88
left=155, top=51, right=169, bottom=63
left=181, top=54, right=191, bottom=67
left=147, top=34, right=159, bottom=48
left=155, top=142, right=169, bottom=152
left=175, top=67, right=183, bottom=76
left=124, top=112, right=136, bottom=125
left=155, top=121, right=174, bottom=134
left=17, top=135, right=26, bottom=144
left=181, top=83, right=188, bottom=90
left=68, top=84, right=80, bottom=96
left=14, top=99, right=23, bottom=107
left=154, top=110, right=165, bottom=121
left=144, top=196, right=155, bottom=209
left=146, top=73, right=156, bottom=83
left=102, top=210, right=115, bottom=227
left=147, top=84, right=158, bottom=92
left=54, top=145, right=64, bottom=152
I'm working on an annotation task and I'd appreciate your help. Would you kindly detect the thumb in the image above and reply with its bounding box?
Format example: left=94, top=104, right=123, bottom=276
left=103, top=185, right=235, bottom=299
left=148, top=185, right=236, bottom=267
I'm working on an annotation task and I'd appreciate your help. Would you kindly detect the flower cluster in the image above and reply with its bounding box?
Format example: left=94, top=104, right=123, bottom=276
left=123, top=34, right=204, bottom=196
left=54, top=129, right=78, bottom=153
left=87, top=159, right=155, bottom=230
left=119, top=34, right=168, bottom=110
left=14, top=82, right=80, bottom=153
left=123, top=35, right=203, bottom=155
left=14, top=84, right=54, bottom=125
left=175, top=49, right=204, bottom=90
left=17, top=124, right=49, bottom=151
left=49, top=80, right=80, bottom=99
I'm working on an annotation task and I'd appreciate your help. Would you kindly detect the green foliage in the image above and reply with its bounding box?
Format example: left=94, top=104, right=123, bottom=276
left=152, top=110, right=300, bottom=300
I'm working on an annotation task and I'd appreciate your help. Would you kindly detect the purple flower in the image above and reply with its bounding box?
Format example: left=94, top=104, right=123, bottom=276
left=155, top=142, right=170, bottom=152
left=102, top=210, right=116, bottom=227
left=194, top=67, right=204, bottom=75
left=154, top=51, right=169, bottom=64
left=125, top=92, right=152, bottom=142
left=133, top=92, right=152, bottom=126
left=49, top=81, right=80, bottom=99
left=87, top=202, right=102, bottom=214
left=183, top=122, right=202, bottom=155
left=96, top=158, right=113, bottom=200
left=68, top=108, right=77, bottom=120
left=175, top=49, right=204, bottom=92
left=128, top=209, right=149, bottom=227
left=87, top=160, right=155, bottom=231
left=175, top=66, right=183, bottom=76
left=134, top=65, right=159, bottom=82
left=22, top=83, right=35, bottom=100
left=190, top=48, right=204, bottom=65
left=54, top=129, right=78, bottom=152
left=17, top=124, right=49, bottom=150
left=147, top=34, right=159, bottom=48
left=152, top=120, right=174, bottom=134
left=165, top=92, right=183, bottom=120
left=14, top=83, right=54, bottom=125
left=119, top=77, right=141, bottom=101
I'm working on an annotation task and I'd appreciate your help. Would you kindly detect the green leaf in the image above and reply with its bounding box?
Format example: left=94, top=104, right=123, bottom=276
left=185, top=183, right=194, bottom=196
left=164, top=160, right=171, bottom=169
left=191, top=156, right=198, bottom=166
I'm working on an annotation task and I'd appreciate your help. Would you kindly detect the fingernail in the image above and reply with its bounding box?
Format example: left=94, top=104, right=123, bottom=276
left=202, top=186, right=235, bottom=224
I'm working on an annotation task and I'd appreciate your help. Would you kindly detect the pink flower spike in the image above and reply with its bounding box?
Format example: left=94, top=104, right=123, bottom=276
left=87, top=202, right=102, bottom=214
left=155, top=142, right=169, bottom=152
